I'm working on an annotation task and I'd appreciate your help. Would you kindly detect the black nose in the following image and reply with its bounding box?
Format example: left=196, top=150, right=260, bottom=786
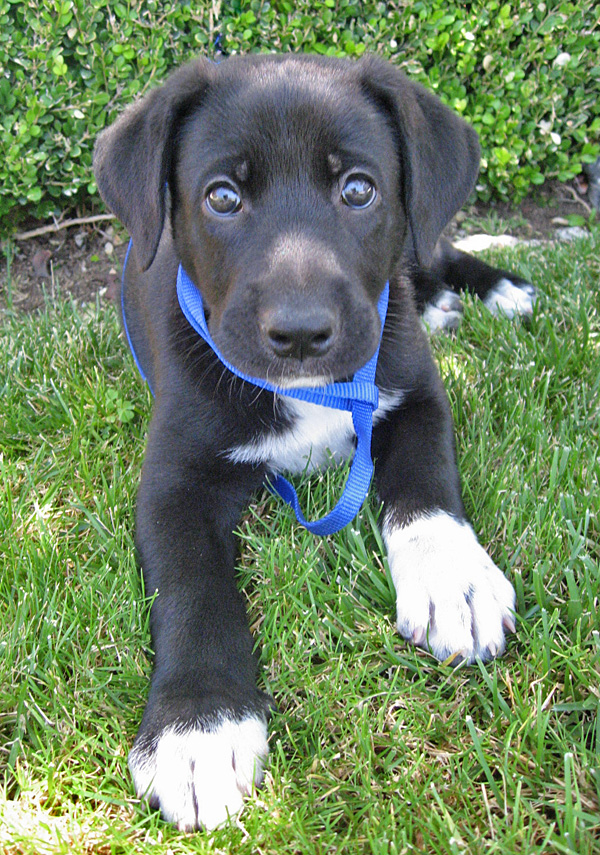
left=261, top=308, right=336, bottom=360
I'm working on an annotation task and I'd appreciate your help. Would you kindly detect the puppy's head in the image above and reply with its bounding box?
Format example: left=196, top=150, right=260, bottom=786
left=94, top=55, right=479, bottom=385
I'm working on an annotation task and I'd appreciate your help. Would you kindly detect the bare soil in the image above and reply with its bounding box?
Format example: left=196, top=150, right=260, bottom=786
left=1, top=180, right=595, bottom=315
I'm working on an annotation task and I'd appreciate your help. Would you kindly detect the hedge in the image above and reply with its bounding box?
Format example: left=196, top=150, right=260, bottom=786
left=1, top=0, right=598, bottom=235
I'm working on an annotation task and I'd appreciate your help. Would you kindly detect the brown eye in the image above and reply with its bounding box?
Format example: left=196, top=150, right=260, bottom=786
left=206, top=183, right=242, bottom=216
left=341, top=175, right=376, bottom=209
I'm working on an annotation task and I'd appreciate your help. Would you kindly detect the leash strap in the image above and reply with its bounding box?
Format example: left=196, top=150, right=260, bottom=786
left=177, top=266, right=389, bottom=535
left=121, top=241, right=388, bottom=534
left=120, top=240, right=155, bottom=396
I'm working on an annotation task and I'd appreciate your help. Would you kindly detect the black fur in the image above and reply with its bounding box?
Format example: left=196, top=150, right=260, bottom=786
left=93, top=53, right=524, bottom=829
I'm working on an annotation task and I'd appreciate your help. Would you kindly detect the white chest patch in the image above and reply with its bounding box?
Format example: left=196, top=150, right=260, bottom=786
left=227, top=390, right=404, bottom=474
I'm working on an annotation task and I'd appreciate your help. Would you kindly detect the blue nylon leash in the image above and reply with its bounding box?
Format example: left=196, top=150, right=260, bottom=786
left=121, top=240, right=389, bottom=534
left=121, top=240, right=155, bottom=395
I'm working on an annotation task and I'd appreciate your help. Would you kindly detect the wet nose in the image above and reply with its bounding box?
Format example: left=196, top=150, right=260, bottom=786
left=261, top=308, right=337, bottom=360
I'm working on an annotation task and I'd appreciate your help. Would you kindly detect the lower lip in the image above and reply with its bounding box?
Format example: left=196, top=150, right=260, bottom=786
left=274, top=376, right=331, bottom=389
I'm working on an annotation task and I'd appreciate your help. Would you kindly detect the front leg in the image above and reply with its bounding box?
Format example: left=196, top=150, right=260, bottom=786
left=373, top=383, right=516, bottom=663
left=128, top=424, right=270, bottom=831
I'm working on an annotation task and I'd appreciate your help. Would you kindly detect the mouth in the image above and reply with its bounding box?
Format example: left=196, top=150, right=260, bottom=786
left=256, top=350, right=365, bottom=389
left=270, top=374, right=334, bottom=390
left=213, top=341, right=374, bottom=391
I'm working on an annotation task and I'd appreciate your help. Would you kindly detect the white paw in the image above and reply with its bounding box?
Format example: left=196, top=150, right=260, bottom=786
left=129, top=715, right=269, bottom=831
left=422, top=289, right=463, bottom=332
left=383, top=511, right=516, bottom=663
left=483, top=277, right=536, bottom=318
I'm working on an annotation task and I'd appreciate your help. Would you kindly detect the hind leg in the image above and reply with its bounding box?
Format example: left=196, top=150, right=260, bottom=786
left=415, top=237, right=536, bottom=331
left=431, top=237, right=536, bottom=318
left=412, top=263, right=465, bottom=332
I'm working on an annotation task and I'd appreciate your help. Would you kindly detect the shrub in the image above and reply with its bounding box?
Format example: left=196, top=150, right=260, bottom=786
left=0, top=0, right=598, bottom=234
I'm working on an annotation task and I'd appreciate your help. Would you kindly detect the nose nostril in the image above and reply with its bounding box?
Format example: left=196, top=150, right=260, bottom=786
left=268, top=331, right=295, bottom=357
left=265, top=326, right=335, bottom=359
left=262, top=310, right=337, bottom=360
left=309, top=329, right=333, bottom=354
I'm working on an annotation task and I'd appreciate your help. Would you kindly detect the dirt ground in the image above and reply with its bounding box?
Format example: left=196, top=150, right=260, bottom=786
left=1, top=179, right=595, bottom=315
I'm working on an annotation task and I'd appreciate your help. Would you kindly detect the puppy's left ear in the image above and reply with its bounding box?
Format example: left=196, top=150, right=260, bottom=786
left=359, top=56, right=480, bottom=267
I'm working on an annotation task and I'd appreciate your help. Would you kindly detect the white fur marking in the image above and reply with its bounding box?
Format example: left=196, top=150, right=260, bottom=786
left=484, top=278, right=536, bottom=318
left=267, top=231, right=343, bottom=278
left=422, top=289, right=463, bottom=332
left=129, top=715, right=269, bottom=831
left=227, top=390, right=404, bottom=472
left=383, top=511, right=516, bottom=662
left=275, top=375, right=331, bottom=389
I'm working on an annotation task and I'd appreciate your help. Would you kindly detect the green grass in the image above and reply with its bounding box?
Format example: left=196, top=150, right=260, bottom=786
left=1, top=231, right=599, bottom=854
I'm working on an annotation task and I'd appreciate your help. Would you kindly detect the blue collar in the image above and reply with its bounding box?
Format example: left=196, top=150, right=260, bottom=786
left=121, top=241, right=389, bottom=535
left=176, top=265, right=389, bottom=535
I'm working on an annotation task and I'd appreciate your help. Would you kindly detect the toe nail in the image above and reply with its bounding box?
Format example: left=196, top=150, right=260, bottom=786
left=503, top=616, right=516, bottom=634
left=412, top=626, right=426, bottom=645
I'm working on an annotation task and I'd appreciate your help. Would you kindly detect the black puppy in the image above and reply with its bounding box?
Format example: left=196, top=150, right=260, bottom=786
left=94, top=54, right=533, bottom=831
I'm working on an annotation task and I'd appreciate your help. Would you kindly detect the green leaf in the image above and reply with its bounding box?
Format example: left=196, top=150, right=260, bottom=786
left=1, top=0, right=599, bottom=226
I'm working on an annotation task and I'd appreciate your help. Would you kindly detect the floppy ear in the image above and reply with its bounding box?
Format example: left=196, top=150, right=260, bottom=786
left=359, top=56, right=480, bottom=267
left=93, top=58, right=215, bottom=271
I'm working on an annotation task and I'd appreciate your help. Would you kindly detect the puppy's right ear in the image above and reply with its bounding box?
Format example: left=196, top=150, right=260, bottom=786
left=93, top=59, right=214, bottom=271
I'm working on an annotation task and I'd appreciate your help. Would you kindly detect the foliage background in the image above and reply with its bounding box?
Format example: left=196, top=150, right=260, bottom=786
left=1, top=0, right=599, bottom=234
